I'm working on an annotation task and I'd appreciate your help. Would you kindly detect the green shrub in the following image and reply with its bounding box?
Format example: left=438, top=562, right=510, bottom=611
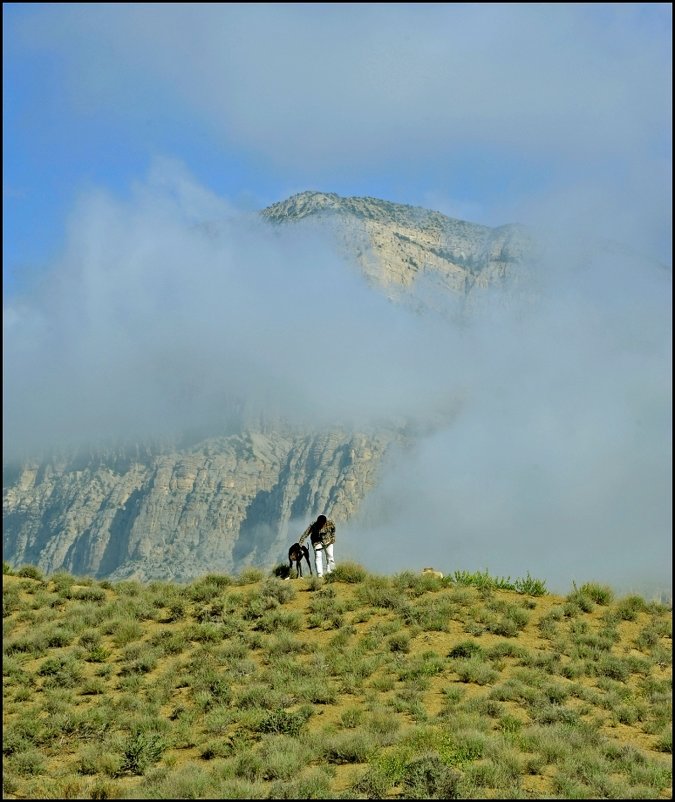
left=393, top=570, right=444, bottom=596
left=400, top=597, right=457, bottom=632
left=448, top=640, right=483, bottom=659
left=260, top=578, right=297, bottom=604
left=356, top=576, right=406, bottom=610
left=3, top=584, right=22, bottom=617
left=655, top=729, right=672, bottom=754
left=566, top=587, right=595, bottom=612
left=202, top=572, right=233, bottom=588
left=325, top=561, right=368, bottom=583
left=44, top=625, right=75, bottom=648
left=268, top=767, right=333, bottom=800
left=107, top=618, right=142, bottom=646
left=185, top=621, right=225, bottom=643
left=236, top=567, right=264, bottom=585
left=7, top=748, right=45, bottom=776
left=402, top=752, right=461, bottom=799
left=514, top=572, right=548, bottom=596
left=200, top=738, right=235, bottom=759
left=596, top=655, right=631, bottom=682
left=71, top=586, right=106, bottom=603
left=80, top=677, right=106, bottom=696
left=4, top=631, right=49, bottom=657
left=398, top=651, right=445, bottom=681
left=498, top=713, right=523, bottom=734
left=321, top=729, right=377, bottom=764
left=486, top=616, right=521, bottom=637
left=3, top=729, right=33, bottom=757
left=77, top=744, right=123, bottom=777
left=86, top=645, right=110, bottom=663
left=614, top=594, right=648, bottom=620
left=271, top=563, right=291, bottom=579
left=388, top=632, right=411, bottom=653
left=354, top=766, right=395, bottom=798
left=255, top=609, right=302, bottom=633
left=138, top=763, right=211, bottom=798
left=119, top=731, right=167, bottom=775
left=256, top=709, right=306, bottom=737
left=579, top=582, right=614, bottom=605
left=37, top=655, right=82, bottom=687
left=340, top=707, right=365, bottom=728
left=531, top=703, right=579, bottom=726
left=365, top=709, right=402, bottom=741
left=112, top=580, right=144, bottom=598
left=295, top=678, right=337, bottom=705
left=233, top=750, right=264, bottom=782
left=118, top=649, right=158, bottom=676
left=16, top=565, right=44, bottom=581
left=451, top=657, right=498, bottom=685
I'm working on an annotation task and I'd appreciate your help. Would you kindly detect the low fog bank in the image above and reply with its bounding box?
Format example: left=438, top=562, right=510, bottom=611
left=3, top=161, right=469, bottom=461
left=3, top=162, right=671, bottom=596
left=344, top=243, right=671, bottom=597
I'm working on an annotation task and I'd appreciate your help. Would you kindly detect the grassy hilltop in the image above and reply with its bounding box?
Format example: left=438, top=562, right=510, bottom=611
left=2, top=562, right=672, bottom=799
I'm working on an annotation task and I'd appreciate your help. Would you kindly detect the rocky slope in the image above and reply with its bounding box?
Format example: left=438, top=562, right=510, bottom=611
left=3, top=192, right=528, bottom=581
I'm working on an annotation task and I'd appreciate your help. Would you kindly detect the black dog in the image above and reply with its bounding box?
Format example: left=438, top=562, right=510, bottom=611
left=288, top=542, right=313, bottom=578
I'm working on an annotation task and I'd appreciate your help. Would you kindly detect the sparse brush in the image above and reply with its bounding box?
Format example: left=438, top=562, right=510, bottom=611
left=579, top=581, right=614, bottom=605
left=260, top=577, right=297, bottom=604
left=119, top=730, right=167, bottom=775
left=514, top=572, right=548, bottom=596
left=448, top=640, right=483, bottom=659
left=566, top=584, right=596, bottom=612
left=325, top=561, right=368, bottom=583
left=400, top=596, right=457, bottom=632
left=393, top=570, right=444, bottom=596
left=355, top=576, right=407, bottom=610
left=2, top=568, right=670, bottom=800
left=614, top=594, right=648, bottom=620
left=318, top=728, right=378, bottom=764
left=236, top=567, right=265, bottom=585
left=451, top=656, right=499, bottom=685
left=16, top=565, right=44, bottom=581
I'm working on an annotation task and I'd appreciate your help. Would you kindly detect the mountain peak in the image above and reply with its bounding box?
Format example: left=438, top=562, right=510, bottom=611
left=261, top=191, right=344, bottom=221
left=262, top=190, right=478, bottom=229
left=261, top=191, right=532, bottom=297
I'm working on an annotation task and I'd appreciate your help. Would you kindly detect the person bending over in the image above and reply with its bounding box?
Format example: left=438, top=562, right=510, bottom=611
left=298, top=514, right=336, bottom=577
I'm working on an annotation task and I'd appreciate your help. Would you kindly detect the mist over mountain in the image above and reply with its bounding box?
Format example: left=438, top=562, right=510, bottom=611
left=3, top=182, right=671, bottom=596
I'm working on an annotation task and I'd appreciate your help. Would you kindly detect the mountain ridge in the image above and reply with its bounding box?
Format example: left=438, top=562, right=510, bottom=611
left=262, top=190, right=534, bottom=298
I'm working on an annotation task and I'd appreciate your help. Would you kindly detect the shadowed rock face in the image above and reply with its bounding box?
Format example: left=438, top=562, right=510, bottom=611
left=3, top=192, right=531, bottom=582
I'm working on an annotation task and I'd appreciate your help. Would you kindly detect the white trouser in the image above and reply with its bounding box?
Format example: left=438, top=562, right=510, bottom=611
left=313, top=543, right=335, bottom=577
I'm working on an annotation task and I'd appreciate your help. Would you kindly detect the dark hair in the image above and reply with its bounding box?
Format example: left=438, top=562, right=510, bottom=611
left=312, top=514, right=327, bottom=533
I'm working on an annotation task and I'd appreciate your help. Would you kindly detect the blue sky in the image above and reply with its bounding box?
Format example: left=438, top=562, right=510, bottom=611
left=4, top=3, right=671, bottom=297
left=2, top=4, right=672, bottom=593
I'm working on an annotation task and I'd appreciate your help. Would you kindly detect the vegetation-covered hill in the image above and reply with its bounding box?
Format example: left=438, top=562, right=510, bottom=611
left=3, top=563, right=671, bottom=799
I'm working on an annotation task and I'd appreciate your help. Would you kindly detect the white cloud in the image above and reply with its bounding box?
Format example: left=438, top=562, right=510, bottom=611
left=6, top=5, right=671, bottom=594
left=3, top=160, right=671, bottom=595
left=21, top=4, right=670, bottom=170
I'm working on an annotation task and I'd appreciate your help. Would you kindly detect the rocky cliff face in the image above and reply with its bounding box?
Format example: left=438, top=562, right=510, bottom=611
left=3, top=192, right=529, bottom=581
left=3, top=426, right=403, bottom=582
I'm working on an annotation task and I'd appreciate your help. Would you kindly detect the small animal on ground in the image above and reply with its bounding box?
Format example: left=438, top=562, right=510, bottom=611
left=288, top=542, right=313, bottom=578
left=422, top=567, right=444, bottom=579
